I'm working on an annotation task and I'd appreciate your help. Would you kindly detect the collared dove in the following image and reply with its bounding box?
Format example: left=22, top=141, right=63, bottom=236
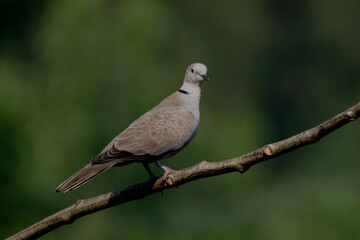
left=56, top=63, right=209, bottom=193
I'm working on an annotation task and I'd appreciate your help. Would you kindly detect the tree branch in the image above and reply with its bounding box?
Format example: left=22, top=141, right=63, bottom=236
left=7, top=102, right=360, bottom=240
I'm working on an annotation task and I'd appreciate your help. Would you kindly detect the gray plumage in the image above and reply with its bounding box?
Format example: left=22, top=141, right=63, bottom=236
left=56, top=63, right=209, bottom=193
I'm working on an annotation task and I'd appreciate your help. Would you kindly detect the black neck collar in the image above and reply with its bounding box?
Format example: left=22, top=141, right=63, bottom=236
left=178, top=88, right=190, bottom=94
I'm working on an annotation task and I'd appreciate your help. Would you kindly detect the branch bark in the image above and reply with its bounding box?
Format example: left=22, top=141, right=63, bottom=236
left=7, top=102, right=360, bottom=240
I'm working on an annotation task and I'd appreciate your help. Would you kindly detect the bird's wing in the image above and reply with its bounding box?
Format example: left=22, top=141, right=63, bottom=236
left=91, top=107, right=198, bottom=164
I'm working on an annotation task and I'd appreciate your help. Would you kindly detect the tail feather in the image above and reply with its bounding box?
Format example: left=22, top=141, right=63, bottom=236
left=56, top=163, right=116, bottom=193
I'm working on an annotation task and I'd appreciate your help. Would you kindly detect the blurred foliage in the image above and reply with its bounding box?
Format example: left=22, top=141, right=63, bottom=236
left=1, top=0, right=360, bottom=239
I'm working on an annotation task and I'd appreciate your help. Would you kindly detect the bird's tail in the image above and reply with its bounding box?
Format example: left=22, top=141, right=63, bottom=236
left=56, top=162, right=116, bottom=193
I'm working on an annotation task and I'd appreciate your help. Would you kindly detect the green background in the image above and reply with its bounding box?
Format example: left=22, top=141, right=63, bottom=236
left=1, top=0, right=360, bottom=239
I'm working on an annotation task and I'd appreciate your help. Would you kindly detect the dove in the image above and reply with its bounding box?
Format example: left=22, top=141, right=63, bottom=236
left=56, top=63, right=209, bottom=193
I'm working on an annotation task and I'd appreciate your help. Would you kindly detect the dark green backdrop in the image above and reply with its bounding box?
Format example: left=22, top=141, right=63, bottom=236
left=1, top=0, right=359, bottom=239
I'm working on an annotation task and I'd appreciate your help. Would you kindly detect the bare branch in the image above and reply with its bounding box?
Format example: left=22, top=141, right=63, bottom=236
left=6, top=102, right=360, bottom=240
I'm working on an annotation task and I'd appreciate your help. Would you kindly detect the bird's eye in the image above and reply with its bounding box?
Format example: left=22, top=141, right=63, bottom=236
left=191, top=68, right=195, bottom=74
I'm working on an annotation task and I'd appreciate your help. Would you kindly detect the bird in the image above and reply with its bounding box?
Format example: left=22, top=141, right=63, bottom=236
left=56, top=63, right=209, bottom=193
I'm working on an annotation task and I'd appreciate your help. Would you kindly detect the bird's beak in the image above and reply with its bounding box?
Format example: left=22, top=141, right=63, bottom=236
left=201, top=74, right=210, bottom=82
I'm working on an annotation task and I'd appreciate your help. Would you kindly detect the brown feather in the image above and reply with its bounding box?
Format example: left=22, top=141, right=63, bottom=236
left=56, top=63, right=208, bottom=192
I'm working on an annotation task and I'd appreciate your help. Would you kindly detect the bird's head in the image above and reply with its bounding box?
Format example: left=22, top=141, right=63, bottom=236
left=184, top=63, right=209, bottom=85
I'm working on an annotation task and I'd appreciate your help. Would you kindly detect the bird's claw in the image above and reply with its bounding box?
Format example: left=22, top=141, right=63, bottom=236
left=155, top=160, right=177, bottom=185
left=160, top=168, right=176, bottom=182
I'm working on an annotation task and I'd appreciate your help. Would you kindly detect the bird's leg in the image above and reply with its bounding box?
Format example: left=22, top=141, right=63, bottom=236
left=155, top=160, right=176, bottom=181
left=143, top=163, right=157, bottom=181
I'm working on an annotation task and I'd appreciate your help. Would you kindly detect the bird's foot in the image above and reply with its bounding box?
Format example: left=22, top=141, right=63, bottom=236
left=156, top=161, right=176, bottom=183
left=160, top=168, right=176, bottom=181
